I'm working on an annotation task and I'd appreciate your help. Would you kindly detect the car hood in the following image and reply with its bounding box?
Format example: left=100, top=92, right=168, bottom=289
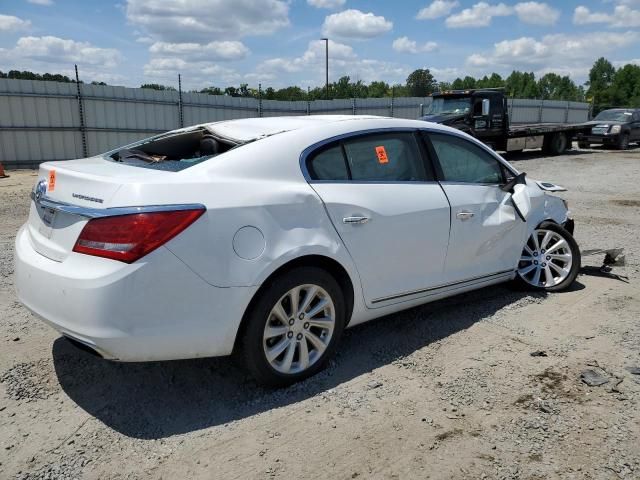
left=584, top=120, right=627, bottom=126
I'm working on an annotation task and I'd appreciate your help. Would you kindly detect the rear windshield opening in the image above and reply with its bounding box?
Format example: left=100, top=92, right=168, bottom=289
left=108, top=128, right=236, bottom=171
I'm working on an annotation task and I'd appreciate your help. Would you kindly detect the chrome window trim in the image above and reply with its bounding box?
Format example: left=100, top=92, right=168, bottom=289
left=299, top=127, right=427, bottom=183
left=30, top=192, right=205, bottom=219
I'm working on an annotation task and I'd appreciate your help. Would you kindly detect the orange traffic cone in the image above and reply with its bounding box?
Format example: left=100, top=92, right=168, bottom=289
left=0, top=162, right=8, bottom=179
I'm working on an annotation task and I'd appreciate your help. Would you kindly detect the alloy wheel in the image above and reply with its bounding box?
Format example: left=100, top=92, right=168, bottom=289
left=262, top=284, right=336, bottom=374
left=518, top=228, right=573, bottom=288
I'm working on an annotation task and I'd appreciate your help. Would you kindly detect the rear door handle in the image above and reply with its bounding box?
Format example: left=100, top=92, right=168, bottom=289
left=456, top=211, right=474, bottom=220
left=343, top=216, right=370, bottom=225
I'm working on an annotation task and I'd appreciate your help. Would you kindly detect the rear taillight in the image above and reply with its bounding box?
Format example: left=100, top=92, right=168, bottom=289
left=73, top=208, right=205, bottom=263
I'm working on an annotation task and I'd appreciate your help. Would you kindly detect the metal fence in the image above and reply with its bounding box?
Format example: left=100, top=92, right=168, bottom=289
left=0, top=78, right=590, bottom=168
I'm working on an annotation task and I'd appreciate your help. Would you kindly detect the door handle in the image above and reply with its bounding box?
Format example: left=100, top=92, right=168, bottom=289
left=343, top=216, right=370, bottom=225
left=456, top=211, right=474, bottom=221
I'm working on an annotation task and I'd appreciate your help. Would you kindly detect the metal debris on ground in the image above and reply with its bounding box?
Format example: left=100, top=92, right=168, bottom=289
left=625, top=367, right=640, bottom=375
left=580, top=369, right=610, bottom=387
left=530, top=351, right=548, bottom=357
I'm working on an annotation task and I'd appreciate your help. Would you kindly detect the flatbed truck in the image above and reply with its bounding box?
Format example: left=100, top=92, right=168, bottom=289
left=419, top=89, right=592, bottom=155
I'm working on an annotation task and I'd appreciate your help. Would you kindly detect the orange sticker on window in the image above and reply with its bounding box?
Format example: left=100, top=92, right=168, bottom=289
left=375, top=146, right=388, bottom=164
left=48, top=170, right=56, bottom=191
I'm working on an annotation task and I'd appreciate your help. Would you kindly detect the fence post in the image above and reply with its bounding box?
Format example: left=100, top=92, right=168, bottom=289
left=178, top=74, right=184, bottom=128
left=352, top=97, right=356, bottom=115
left=307, top=87, right=311, bottom=115
left=564, top=101, right=570, bottom=123
left=538, top=99, right=543, bottom=123
left=74, top=65, right=88, bottom=158
left=390, top=87, right=395, bottom=118
left=258, top=83, right=263, bottom=118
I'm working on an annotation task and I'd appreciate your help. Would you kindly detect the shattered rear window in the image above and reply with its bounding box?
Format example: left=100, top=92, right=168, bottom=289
left=107, top=128, right=236, bottom=171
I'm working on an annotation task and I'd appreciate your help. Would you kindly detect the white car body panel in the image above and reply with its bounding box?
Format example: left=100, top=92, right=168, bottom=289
left=311, top=182, right=450, bottom=306
left=14, top=116, right=572, bottom=362
left=441, top=183, right=526, bottom=282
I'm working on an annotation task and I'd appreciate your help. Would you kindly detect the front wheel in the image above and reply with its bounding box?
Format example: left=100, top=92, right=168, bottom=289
left=514, top=222, right=580, bottom=292
left=241, top=267, right=345, bottom=387
left=617, top=133, right=630, bottom=150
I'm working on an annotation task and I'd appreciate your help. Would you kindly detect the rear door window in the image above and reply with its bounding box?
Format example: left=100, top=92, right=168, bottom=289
left=343, top=133, right=427, bottom=182
left=307, top=145, right=349, bottom=180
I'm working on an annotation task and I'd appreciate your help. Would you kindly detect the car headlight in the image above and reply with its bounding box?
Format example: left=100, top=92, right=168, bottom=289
left=610, top=125, right=621, bottom=134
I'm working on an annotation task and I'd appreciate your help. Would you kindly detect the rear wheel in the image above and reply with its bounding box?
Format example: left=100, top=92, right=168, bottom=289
left=514, top=222, right=580, bottom=292
left=618, top=133, right=630, bottom=150
left=241, top=267, right=345, bottom=387
left=543, top=133, right=568, bottom=155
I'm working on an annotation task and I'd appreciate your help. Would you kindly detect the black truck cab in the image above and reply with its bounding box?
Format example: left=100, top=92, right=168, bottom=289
left=421, top=89, right=508, bottom=148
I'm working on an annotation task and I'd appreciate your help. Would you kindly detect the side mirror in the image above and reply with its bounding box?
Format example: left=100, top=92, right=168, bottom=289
left=481, top=98, right=490, bottom=116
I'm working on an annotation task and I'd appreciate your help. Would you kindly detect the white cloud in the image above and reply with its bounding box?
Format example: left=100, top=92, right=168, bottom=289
left=416, top=1, right=459, bottom=20
left=573, top=5, right=640, bottom=27
left=0, top=14, right=31, bottom=32
left=149, top=41, right=249, bottom=61
left=446, top=2, right=513, bottom=27
left=465, top=31, right=640, bottom=80
left=307, top=0, right=345, bottom=9
left=392, top=36, right=438, bottom=54
left=27, top=0, right=53, bottom=5
left=125, top=0, right=290, bottom=42
left=257, top=39, right=356, bottom=74
left=3, top=36, right=121, bottom=68
left=254, top=39, right=408, bottom=87
left=143, top=57, right=241, bottom=87
left=514, top=2, right=560, bottom=25
left=322, top=9, right=392, bottom=39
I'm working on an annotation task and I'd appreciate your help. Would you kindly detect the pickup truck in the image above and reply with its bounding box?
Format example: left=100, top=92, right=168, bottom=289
left=419, top=89, right=592, bottom=155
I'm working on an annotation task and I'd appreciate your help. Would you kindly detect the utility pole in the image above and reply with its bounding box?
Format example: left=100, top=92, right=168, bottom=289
left=321, top=38, right=329, bottom=100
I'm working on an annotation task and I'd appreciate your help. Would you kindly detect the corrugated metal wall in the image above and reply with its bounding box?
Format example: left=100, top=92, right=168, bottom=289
left=0, top=78, right=590, bottom=167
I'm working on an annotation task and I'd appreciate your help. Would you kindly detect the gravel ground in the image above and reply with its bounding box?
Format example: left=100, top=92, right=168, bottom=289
left=1, top=145, right=639, bottom=480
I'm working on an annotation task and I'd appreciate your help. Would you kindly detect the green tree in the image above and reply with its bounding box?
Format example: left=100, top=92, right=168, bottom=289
left=405, top=68, right=437, bottom=96
left=140, top=83, right=176, bottom=91
left=199, top=86, right=223, bottom=95
left=505, top=71, right=539, bottom=98
left=537, top=73, right=580, bottom=101
left=368, top=81, right=390, bottom=98
left=610, top=64, right=640, bottom=106
left=586, top=57, right=616, bottom=105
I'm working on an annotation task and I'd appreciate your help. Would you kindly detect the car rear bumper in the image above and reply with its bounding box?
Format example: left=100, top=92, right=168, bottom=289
left=14, top=224, right=258, bottom=361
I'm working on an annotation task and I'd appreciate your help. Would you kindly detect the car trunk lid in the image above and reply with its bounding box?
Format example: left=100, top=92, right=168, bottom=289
left=26, top=158, right=169, bottom=262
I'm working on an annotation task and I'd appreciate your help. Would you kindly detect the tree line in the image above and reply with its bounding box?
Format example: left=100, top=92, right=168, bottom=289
left=2, top=57, right=638, bottom=107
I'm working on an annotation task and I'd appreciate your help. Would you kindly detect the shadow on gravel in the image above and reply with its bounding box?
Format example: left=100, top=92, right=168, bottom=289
left=52, top=283, right=577, bottom=440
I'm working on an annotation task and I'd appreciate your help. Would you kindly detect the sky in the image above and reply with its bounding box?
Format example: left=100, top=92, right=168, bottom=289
left=1, top=0, right=639, bottom=91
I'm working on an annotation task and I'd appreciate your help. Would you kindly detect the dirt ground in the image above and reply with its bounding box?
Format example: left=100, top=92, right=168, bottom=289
left=1, top=144, right=639, bottom=480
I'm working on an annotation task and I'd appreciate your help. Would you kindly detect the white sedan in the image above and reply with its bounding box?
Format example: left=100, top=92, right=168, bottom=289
left=15, top=116, right=580, bottom=386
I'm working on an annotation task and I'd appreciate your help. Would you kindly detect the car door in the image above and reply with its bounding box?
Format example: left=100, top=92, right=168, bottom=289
left=306, top=131, right=451, bottom=307
left=423, top=131, right=527, bottom=283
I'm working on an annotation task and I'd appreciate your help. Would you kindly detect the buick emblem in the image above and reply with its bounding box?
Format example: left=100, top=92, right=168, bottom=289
left=34, top=179, right=47, bottom=204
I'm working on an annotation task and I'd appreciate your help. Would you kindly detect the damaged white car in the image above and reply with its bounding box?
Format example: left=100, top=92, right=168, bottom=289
left=15, top=116, right=580, bottom=386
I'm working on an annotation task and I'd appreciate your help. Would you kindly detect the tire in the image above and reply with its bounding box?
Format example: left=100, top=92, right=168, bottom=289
left=617, top=133, right=630, bottom=150
left=543, top=133, right=568, bottom=156
left=240, top=267, right=346, bottom=387
left=513, top=221, right=580, bottom=292
left=578, top=141, right=590, bottom=149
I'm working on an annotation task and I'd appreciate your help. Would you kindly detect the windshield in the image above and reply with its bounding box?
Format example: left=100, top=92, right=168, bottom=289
left=426, top=97, right=471, bottom=115
left=594, top=110, right=633, bottom=122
